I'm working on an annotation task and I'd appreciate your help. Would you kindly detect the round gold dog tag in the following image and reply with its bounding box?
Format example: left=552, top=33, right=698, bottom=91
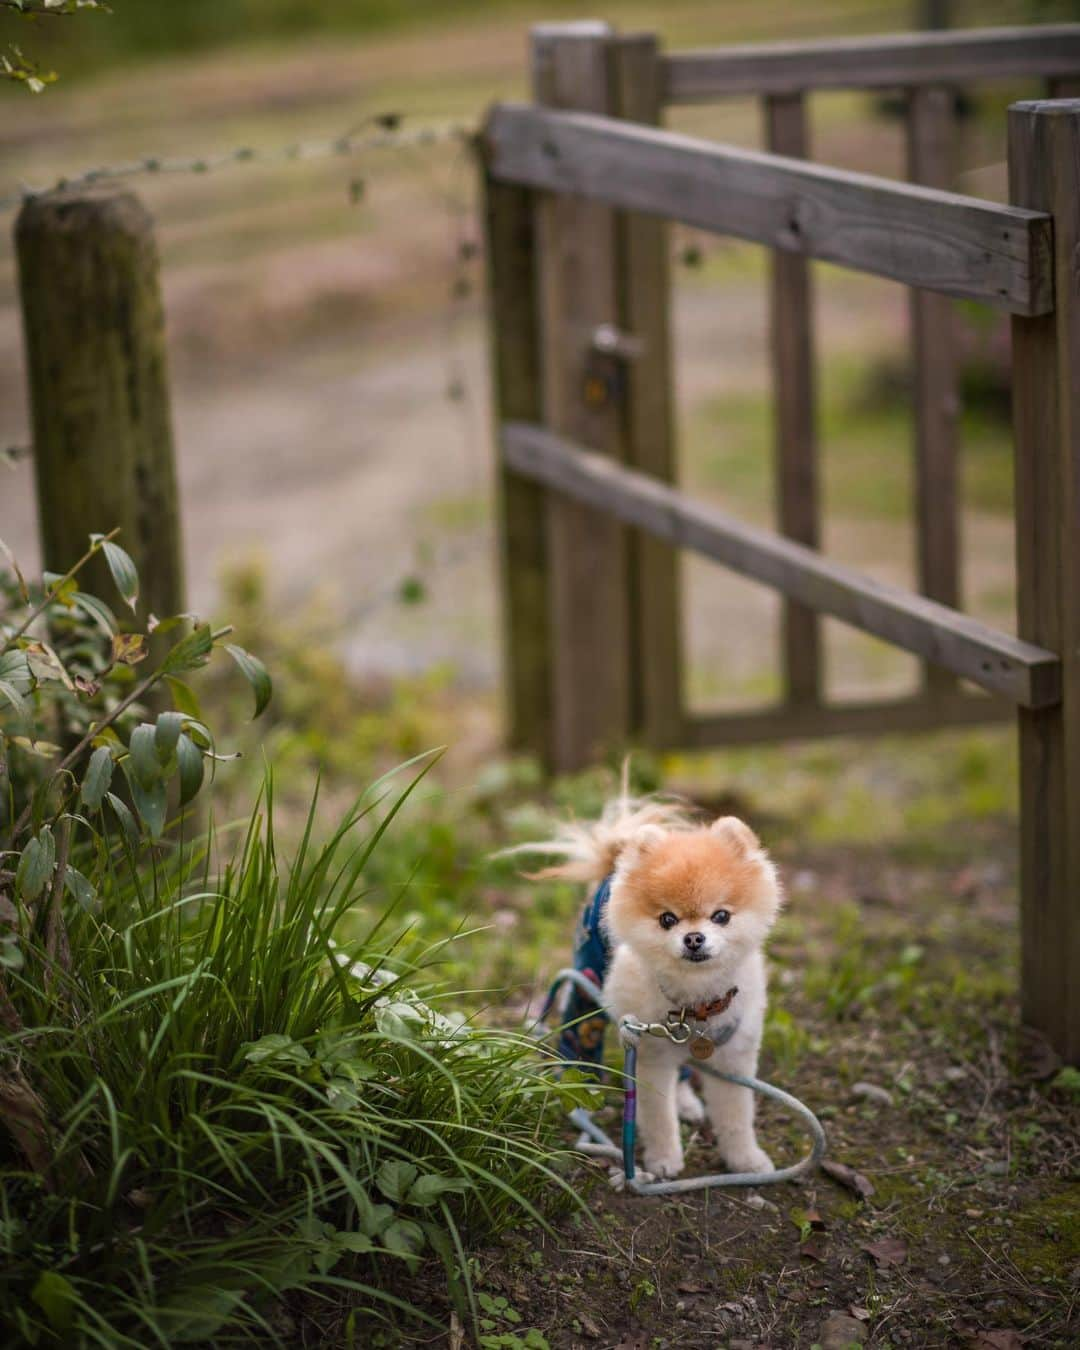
left=690, top=1035, right=714, bottom=1061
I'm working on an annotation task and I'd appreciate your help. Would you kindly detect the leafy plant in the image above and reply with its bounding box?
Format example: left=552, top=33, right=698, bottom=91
left=0, top=764, right=578, bottom=1344
left=1, top=531, right=270, bottom=1207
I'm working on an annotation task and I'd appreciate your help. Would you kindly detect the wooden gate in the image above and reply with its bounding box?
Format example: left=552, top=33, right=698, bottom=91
left=482, top=21, right=1080, bottom=1061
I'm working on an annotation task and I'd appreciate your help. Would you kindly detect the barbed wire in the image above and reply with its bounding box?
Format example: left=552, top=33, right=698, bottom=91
left=0, top=115, right=477, bottom=213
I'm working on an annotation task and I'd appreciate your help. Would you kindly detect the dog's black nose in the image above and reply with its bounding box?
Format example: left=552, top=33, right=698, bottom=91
left=684, top=931, right=706, bottom=952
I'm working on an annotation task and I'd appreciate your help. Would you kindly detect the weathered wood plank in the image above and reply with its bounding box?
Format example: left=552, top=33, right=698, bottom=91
left=765, top=92, right=821, bottom=707
left=612, top=32, right=683, bottom=748
left=907, top=85, right=960, bottom=695
left=483, top=173, right=551, bottom=757
left=502, top=420, right=1061, bottom=709
left=531, top=23, right=633, bottom=772
left=663, top=24, right=1080, bottom=101
left=687, top=689, right=1011, bottom=750
left=16, top=191, right=184, bottom=631
left=484, top=103, right=1053, bottom=315
left=1009, top=98, right=1080, bottom=1062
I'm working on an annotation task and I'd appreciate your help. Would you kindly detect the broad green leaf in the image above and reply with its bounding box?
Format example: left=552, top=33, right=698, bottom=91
left=100, top=539, right=139, bottom=611
left=334, top=1232, right=375, bottom=1254
left=31, top=1271, right=77, bottom=1333
left=80, top=745, right=113, bottom=812
left=224, top=643, right=272, bottom=718
left=0, top=649, right=31, bottom=688
left=72, top=590, right=117, bottom=636
left=407, top=1173, right=468, bottom=1207
left=179, top=718, right=213, bottom=751
left=125, top=768, right=167, bottom=842
left=376, top=1159, right=418, bottom=1204
left=154, top=711, right=184, bottom=760
left=0, top=678, right=26, bottom=718
left=42, top=573, right=78, bottom=609
left=166, top=676, right=202, bottom=720
left=63, top=865, right=96, bottom=910
left=16, top=828, right=54, bottom=902
left=105, top=792, right=140, bottom=848
left=161, top=624, right=213, bottom=675
left=0, top=934, right=23, bottom=972
left=381, top=1218, right=426, bottom=1268
left=149, top=612, right=197, bottom=637
left=176, top=733, right=204, bottom=806
left=127, top=724, right=161, bottom=789
left=157, top=1288, right=246, bottom=1344
left=326, top=1078, right=359, bottom=1110
left=242, top=1034, right=311, bottom=1066
left=353, top=1191, right=393, bottom=1238
left=24, top=640, right=74, bottom=689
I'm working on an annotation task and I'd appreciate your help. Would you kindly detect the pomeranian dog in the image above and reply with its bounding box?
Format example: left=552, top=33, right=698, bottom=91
left=523, top=795, right=783, bottom=1180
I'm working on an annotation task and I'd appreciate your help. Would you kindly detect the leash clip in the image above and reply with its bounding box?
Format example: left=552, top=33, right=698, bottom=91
left=621, top=1014, right=692, bottom=1045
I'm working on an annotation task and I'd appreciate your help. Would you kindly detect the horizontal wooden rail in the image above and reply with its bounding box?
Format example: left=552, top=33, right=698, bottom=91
left=687, top=690, right=1012, bottom=751
left=502, top=421, right=1062, bottom=709
left=663, top=24, right=1080, bottom=101
left=483, top=104, right=1052, bottom=315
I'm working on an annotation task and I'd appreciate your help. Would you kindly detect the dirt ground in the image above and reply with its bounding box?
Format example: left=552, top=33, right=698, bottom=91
left=368, top=820, right=1079, bottom=1350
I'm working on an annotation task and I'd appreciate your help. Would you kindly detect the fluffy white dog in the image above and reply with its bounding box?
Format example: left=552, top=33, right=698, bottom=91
left=524, top=797, right=783, bottom=1179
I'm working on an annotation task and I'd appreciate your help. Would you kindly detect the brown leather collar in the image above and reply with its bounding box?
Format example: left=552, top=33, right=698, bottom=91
left=669, top=985, right=738, bottom=1024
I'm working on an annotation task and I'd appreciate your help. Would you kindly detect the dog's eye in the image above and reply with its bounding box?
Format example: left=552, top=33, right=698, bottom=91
left=658, top=911, right=678, bottom=930
left=711, top=909, right=731, bottom=926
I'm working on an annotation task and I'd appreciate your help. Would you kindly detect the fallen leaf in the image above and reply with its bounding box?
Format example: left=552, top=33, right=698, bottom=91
left=849, top=1305, right=870, bottom=1321
left=822, top=1158, right=875, bottom=1199
left=677, top=1281, right=707, bottom=1294
left=862, top=1236, right=908, bottom=1268
left=799, top=1231, right=829, bottom=1263
left=968, top=1333, right=1024, bottom=1350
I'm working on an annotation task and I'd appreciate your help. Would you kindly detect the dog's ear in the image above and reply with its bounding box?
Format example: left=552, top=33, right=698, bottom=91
left=710, top=816, right=760, bottom=856
left=618, top=823, right=666, bottom=868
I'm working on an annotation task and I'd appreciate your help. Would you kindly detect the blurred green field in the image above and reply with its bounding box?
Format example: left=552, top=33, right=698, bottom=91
left=0, top=0, right=1045, bottom=735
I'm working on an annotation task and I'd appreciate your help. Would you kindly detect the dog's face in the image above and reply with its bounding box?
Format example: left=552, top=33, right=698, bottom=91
left=606, top=817, right=781, bottom=978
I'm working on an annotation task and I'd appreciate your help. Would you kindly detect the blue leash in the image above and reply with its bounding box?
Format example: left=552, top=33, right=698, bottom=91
left=541, top=967, right=827, bottom=1194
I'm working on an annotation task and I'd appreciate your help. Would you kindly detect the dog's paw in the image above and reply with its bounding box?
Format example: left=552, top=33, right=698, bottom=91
left=642, top=1147, right=684, bottom=1179
left=675, top=1079, right=706, bottom=1124
left=724, top=1143, right=774, bottom=1175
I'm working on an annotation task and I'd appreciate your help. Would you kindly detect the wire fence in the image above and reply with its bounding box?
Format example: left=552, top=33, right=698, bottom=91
left=0, top=116, right=476, bottom=213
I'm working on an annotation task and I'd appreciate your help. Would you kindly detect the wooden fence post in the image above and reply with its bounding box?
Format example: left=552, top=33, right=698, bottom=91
left=612, top=33, right=683, bottom=749
left=530, top=21, right=633, bottom=773
left=907, top=85, right=960, bottom=695
left=765, top=92, right=822, bottom=709
left=484, top=170, right=551, bottom=758
left=1008, top=100, right=1080, bottom=1063
left=16, top=191, right=185, bottom=627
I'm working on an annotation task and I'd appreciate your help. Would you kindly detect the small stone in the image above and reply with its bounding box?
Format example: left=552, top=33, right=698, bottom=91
left=938, top=1254, right=951, bottom=1265
left=852, top=1081, right=894, bottom=1107
left=943, top=1066, right=968, bottom=1082
left=819, top=1312, right=869, bottom=1348
left=966, top=1208, right=983, bottom=1218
